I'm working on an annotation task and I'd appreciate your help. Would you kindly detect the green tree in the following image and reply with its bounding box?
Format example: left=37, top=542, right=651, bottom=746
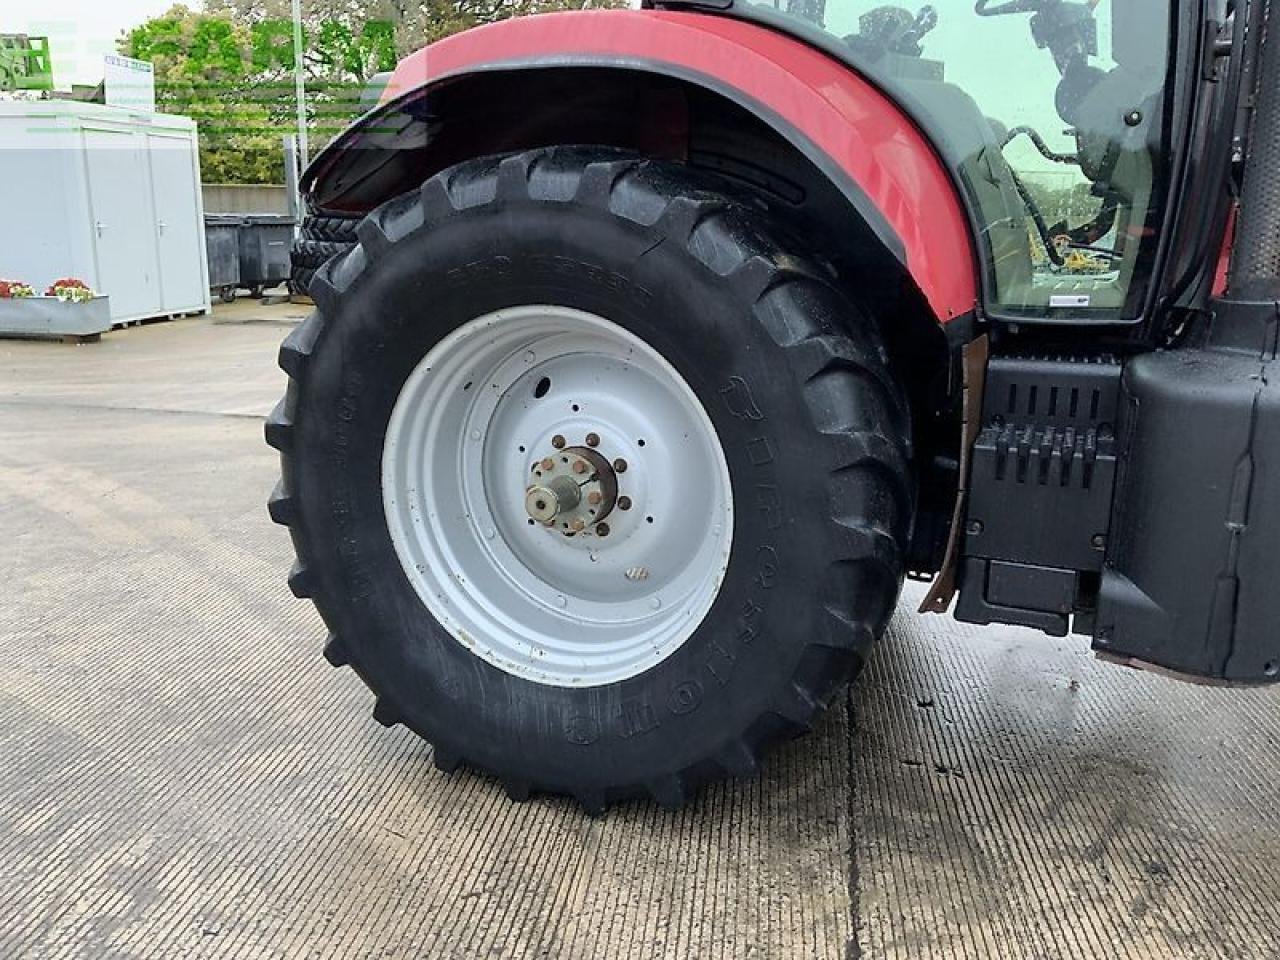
left=205, top=0, right=622, bottom=60
left=122, top=0, right=621, bottom=184
left=121, top=6, right=288, bottom=183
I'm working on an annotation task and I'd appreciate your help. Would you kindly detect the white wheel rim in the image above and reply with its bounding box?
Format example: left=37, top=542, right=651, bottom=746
left=382, top=305, right=734, bottom=687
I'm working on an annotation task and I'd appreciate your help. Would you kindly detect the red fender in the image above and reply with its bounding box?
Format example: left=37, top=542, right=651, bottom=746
left=342, top=10, right=979, bottom=322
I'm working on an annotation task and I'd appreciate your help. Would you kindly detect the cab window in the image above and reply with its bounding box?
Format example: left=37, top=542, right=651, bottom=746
left=741, top=1, right=1174, bottom=319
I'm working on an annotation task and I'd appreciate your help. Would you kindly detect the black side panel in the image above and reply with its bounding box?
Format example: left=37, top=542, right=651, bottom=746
left=955, top=356, right=1120, bottom=636
left=966, top=357, right=1119, bottom=571
left=1097, top=337, right=1280, bottom=682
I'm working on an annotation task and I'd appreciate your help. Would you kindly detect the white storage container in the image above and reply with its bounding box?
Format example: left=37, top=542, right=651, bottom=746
left=0, top=101, right=211, bottom=326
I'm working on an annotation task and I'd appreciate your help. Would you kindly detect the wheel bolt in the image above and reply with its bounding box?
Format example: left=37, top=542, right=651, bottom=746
left=540, top=457, right=555, bottom=471
left=552, top=435, right=566, bottom=449
left=613, top=458, right=628, bottom=473
left=597, top=522, right=610, bottom=537
left=586, top=432, right=600, bottom=447
left=618, top=496, right=632, bottom=511
left=587, top=490, right=603, bottom=506
left=572, top=460, right=588, bottom=475
left=571, top=518, right=586, bottom=532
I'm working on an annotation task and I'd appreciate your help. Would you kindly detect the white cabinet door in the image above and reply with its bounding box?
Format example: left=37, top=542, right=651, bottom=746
left=83, top=127, right=161, bottom=321
left=148, top=134, right=206, bottom=311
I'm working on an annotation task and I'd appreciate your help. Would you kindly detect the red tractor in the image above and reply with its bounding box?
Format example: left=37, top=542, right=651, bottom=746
left=272, top=0, right=1280, bottom=811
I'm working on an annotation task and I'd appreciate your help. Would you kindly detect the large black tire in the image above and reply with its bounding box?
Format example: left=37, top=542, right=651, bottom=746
left=266, top=146, right=912, bottom=811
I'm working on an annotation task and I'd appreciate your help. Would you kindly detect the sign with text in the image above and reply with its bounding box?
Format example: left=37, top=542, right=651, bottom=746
left=103, top=54, right=155, bottom=113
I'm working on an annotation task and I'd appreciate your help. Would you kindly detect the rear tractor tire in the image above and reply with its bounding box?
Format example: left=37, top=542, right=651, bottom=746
left=266, top=146, right=912, bottom=811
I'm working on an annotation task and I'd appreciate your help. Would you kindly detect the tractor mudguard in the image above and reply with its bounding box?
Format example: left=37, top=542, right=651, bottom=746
left=302, top=9, right=978, bottom=324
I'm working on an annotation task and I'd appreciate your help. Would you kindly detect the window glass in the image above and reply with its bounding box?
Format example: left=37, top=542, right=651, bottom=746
left=740, top=1, right=1173, bottom=319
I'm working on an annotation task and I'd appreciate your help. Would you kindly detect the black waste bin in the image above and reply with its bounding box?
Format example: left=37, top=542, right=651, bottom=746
left=236, top=215, right=296, bottom=298
left=204, top=216, right=242, bottom=303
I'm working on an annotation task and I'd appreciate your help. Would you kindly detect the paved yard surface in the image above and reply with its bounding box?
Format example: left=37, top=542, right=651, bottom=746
left=2, top=304, right=1278, bottom=959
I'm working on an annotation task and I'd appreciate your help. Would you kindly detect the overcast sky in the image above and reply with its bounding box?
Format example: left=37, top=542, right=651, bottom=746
left=9, top=0, right=193, bottom=88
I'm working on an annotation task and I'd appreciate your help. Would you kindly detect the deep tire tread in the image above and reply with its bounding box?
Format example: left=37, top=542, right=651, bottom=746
left=372, top=698, right=400, bottom=728
left=503, top=779, right=532, bottom=802
left=292, top=212, right=359, bottom=294
left=266, top=479, right=294, bottom=526
left=291, top=239, right=352, bottom=269
left=305, top=265, right=341, bottom=315
left=354, top=218, right=392, bottom=259
left=714, top=738, right=761, bottom=779
left=288, top=212, right=353, bottom=295
left=286, top=559, right=313, bottom=599
left=645, top=774, right=689, bottom=811
left=301, top=214, right=359, bottom=242
left=432, top=747, right=462, bottom=774
left=770, top=681, right=822, bottom=733
left=264, top=397, right=293, bottom=452
left=322, top=633, right=350, bottom=668
left=277, top=312, right=322, bottom=380
left=291, top=265, right=316, bottom=297
left=270, top=145, right=911, bottom=812
left=574, top=789, right=608, bottom=817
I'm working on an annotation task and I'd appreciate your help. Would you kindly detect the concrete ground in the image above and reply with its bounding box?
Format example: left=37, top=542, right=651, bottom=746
left=2, top=302, right=1278, bottom=959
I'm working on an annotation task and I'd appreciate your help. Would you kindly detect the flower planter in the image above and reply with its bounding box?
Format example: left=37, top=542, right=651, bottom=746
left=0, top=296, right=112, bottom=341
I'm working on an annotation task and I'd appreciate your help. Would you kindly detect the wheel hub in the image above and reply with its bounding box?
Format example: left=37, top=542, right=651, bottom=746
left=381, top=305, right=733, bottom=687
left=525, top=441, right=621, bottom=535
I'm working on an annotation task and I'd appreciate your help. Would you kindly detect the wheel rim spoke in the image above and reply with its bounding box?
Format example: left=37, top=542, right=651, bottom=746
left=381, top=305, right=733, bottom=687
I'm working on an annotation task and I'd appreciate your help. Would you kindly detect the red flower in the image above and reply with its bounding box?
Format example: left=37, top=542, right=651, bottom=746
left=46, top=278, right=90, bottom=296
left=0, top=279, right=35, bottom=299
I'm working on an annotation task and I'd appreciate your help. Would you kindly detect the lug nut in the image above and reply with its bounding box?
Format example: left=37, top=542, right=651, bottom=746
left=540, top=457, right=555, bottom=471
left=552, top=435, right=566, bottom=449
left=617, top=496, right=632, bottom=511
left=586, top=432, right=600, bottom=447
left=587, top=490, right=603, bottom=506
left=571, top=518, right=586, bottom=532
left=613, top=458, right=628, bottom=473
left=573, top=460, right=588, bottom=475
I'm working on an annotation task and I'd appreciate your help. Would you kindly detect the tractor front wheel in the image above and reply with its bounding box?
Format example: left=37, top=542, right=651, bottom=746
left=266, top=147, right=911, bottom=810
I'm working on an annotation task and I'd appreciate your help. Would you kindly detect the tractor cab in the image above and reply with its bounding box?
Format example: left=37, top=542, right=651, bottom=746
left=738, top=0, right=1174, bottom=321
left=278, top=0, right=1280, bottom=809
